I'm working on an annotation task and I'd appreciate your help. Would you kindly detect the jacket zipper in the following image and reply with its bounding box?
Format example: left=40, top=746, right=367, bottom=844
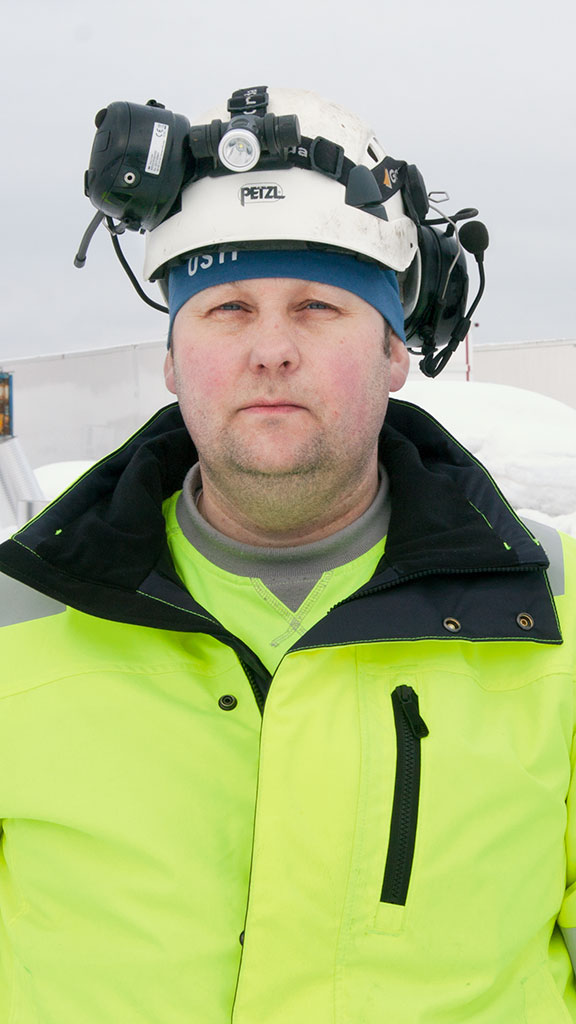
left=239, top=657, right=269, bottom=714
left=380, top=685, right=429, bottom=905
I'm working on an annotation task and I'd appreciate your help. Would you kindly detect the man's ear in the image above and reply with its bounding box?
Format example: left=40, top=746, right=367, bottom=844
left=389, top=334, right=410, bottom=393
left=164, top=350, right=177, bottom=395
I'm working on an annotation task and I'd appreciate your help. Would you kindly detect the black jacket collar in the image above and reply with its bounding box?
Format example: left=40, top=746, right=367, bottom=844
left=0, top=401, right=558, bottom=645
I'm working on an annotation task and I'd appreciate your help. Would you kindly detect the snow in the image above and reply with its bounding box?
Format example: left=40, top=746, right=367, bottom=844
left=1, top=381, right=575, bottom=541
left=33, top=462, right=94, bottom=502
left=0, top=462, right=94, bottom=543
left=400, top=380, right=576, bottom=537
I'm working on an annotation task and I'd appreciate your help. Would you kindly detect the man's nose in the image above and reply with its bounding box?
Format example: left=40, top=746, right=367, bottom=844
left=247, top=315, right=301, bottom=372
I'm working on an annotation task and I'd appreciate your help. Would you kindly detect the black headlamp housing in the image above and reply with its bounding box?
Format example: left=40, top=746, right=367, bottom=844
left=84, top=100, right=192, bottom=231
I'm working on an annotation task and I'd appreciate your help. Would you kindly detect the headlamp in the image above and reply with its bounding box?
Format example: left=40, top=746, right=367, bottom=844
left=217, top=122, right=261, bottom=173
left=189, top=111, right=300, bottom=172
left=79, top=98, right=301, bottom=238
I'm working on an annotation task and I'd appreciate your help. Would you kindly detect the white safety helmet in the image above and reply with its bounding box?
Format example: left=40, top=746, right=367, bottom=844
left=80, top=84, right=485, bottom=374
left=144, top=87, right=420, bottom=300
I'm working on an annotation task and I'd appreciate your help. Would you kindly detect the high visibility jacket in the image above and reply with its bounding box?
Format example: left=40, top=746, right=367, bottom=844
left=0, top=399, right=575, bottom=1024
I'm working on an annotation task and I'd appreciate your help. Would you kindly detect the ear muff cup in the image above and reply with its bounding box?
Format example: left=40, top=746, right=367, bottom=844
left=404, top=225, right=468, bottom=348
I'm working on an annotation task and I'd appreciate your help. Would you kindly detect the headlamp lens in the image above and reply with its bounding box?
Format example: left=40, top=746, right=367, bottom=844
left=218, top=128, right=261, bottom=172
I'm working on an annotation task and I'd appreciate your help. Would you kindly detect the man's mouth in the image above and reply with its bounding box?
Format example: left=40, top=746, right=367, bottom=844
left=241, top=399, right=305, bottom=412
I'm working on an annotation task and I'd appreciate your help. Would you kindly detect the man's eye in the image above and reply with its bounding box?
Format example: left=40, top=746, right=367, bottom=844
left=215, top=302, right=244, bottom=311
left=306, top=301, right=330, bottom=309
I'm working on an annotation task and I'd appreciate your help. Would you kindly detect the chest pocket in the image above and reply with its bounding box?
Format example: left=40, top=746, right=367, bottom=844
left=352, top=654, right=571, bottom=942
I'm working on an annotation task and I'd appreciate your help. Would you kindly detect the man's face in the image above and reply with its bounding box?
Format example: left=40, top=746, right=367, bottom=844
left=165, top=277, right=409, bottom=493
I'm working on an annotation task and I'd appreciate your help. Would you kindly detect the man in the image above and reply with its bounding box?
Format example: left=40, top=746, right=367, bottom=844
left=0, top=87, right=575, bottom=1023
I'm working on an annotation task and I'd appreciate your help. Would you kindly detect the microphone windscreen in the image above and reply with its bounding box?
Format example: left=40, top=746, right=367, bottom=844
left=459, top=221, right=489, bottom=256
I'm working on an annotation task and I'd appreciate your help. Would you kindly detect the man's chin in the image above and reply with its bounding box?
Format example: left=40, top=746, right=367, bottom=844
left=224, top=443, right=327, bottom=479
left=214, top=428, right=324, bottom=477
left=227, top=457, right=322, bottom=479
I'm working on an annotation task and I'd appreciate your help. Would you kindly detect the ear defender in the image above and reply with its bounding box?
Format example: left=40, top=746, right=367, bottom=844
left=405, top=224, right=469, bottom=350
left=400, top=164, right=488, bottom=376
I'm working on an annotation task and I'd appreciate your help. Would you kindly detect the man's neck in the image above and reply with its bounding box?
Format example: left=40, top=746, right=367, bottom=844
left=175, top=463, right=391, bottom=611
left=195, top=459, right=381, bottom=547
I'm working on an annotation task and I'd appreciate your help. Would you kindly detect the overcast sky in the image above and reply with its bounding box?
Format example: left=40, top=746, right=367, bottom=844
left=2, top=0, right=574, bottom=359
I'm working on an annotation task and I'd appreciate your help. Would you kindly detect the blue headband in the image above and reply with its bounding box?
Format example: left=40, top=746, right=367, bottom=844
left=168, top=249, right=406, bottom=343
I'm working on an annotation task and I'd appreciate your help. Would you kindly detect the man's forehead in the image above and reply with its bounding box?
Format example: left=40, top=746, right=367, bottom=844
left=185, top=277, right=358, bottom=302
left=168, top=249, right=406, bottom=343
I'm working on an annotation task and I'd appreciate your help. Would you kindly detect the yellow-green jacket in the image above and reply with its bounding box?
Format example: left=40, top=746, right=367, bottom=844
left=0, top=400, right=575, bottom=1024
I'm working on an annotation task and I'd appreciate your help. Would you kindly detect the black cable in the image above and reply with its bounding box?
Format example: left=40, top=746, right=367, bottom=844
left=74, top=212, right=105, bottom=268
left=106, top=217, right=168, bottom=314
left=465, top=262, right=485, bottom=321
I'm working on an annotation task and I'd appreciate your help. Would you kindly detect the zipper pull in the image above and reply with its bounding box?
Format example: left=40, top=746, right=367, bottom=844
left=396, top=685, right=429, bottom=739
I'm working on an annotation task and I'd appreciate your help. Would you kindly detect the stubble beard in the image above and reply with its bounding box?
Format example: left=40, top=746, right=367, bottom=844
left=199, top=427, right=354, bottom=535
left=174, top=326, right=392, bottom=538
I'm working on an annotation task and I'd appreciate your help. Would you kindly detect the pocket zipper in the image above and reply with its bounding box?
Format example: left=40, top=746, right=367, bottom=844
left=380, top=685, right=429, bottom=906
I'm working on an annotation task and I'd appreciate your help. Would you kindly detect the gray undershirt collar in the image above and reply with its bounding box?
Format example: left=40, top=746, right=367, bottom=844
left=175, top=464, right=390, bottom=611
